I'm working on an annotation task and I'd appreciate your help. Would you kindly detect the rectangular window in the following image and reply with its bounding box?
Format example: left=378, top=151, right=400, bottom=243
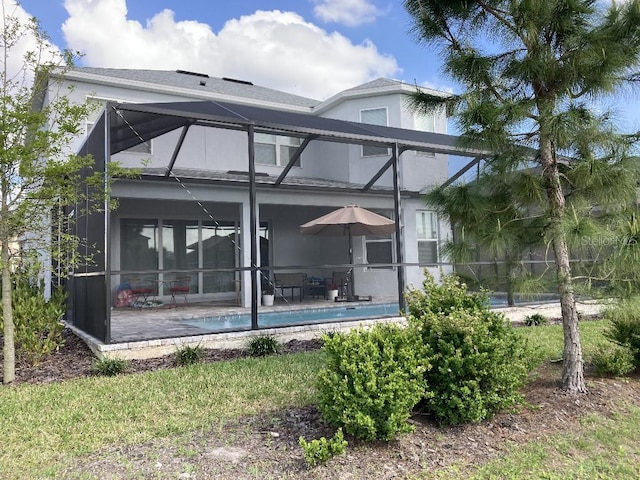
left=162, top=220, right=199, bottom=294
left=365, top=234, right=394, bottom=268
left=415, top=113, right=436, bottom=132
left=119, top=218, right=241, bottom=298
left=255, top=133, right=277, bottom=165
left=255, top=133, right=302, bottom=166
left=202, top=222, right=237, bottom=294
left=415, top=113, right=436, bottom=157
left=417, top=211, right=439, bottom=265
left=119, top=219, right=159, bottom=285
left=361, top=107, right=390, bottom=157
left=365, top=210, right=394, bottom=269
left=280, top=136, right=302, bottom=166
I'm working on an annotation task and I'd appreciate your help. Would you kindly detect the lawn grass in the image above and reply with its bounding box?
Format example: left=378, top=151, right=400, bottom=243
left=1, top=318, right=636, bottom=479
left=0, top=350, right=325, bottom=479
left=426, top=403, right=640, bottom=480
left=515, top=317, right=611, bottom=363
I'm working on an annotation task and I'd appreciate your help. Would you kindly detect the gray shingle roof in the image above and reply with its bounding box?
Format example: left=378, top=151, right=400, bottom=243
left=344, top=77, right=406, bottom=92
left=72, top=67, right=321, bottom=108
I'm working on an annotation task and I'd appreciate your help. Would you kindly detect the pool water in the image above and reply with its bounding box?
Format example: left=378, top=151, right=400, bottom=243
left=180, top=294, right=558, bottom=333
left=183, top=302, right=401, bottom=331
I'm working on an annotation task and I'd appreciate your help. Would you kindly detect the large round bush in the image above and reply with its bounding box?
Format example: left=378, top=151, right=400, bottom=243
left=407, top=272, right=535, bottom=425
left=317, top=324, right=429, bottom=441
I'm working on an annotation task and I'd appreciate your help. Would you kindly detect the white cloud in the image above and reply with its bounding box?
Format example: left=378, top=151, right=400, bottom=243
left=59, top=0, right=399, bottom=100
left=313, top=0, right=382, bottom=26
left=1, top=0, right=63, bottom=87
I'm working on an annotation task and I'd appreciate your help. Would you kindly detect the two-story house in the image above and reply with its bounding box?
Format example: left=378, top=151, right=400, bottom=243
left=40, top=67, right=479, bottom=346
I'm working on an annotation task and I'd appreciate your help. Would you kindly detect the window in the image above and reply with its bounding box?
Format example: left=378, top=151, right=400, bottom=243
left=415, top=113, right=436, bottom=132
left=360, top=107, right=390, bottom=157
left=365, top=234, right=394, bottom=268
left=417, top=211, right=439, bottom=265
left=365, top=209, right=394, bottom=268
left=119, top=219, right=239, bottom=296
left=415, top=113, right=436, bottom=157
left=255, top=133, right=302, bottom=166
left=119, top=219, right=159, bottom=285
left=202, top=222, right=237, bottom=294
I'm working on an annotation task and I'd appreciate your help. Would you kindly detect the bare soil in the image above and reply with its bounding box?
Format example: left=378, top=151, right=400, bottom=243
left=3, top=329, right=640, bottom=479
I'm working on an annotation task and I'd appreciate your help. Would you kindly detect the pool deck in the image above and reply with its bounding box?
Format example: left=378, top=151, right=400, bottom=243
left=70, top=297, right=605, bottom=360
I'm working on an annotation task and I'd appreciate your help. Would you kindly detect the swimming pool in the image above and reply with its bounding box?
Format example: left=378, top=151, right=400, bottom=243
left=179, top=293, right=558, bottom=333
left=182, top=302, right=401, bottom=331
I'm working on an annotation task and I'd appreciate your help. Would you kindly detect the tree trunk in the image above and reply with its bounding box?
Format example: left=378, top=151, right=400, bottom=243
left=506, top=259, right=516, bottom=307
left=1, top=230, right=15, bottom=385
left=540, top=138, right=587, bottom=393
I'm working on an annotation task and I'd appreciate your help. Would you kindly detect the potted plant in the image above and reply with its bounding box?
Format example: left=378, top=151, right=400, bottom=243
left=262, top=284, right=275, bottom=306
left=327, top=283, right=339, bottom=301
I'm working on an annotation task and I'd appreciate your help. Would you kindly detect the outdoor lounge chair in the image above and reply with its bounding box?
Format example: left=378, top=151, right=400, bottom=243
left=274, top=272, right=305, bottom=302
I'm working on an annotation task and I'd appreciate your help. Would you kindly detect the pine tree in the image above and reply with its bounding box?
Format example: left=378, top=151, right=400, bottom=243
left=425, top=167, right=549, bottom=306
left=405, top=0, right=640, bottom=393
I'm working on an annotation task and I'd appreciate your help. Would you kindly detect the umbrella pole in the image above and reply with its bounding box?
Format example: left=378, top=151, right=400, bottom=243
left=348, top=230, right=355, bottom=300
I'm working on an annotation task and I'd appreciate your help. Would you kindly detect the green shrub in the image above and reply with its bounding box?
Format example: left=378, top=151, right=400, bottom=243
left=247, top=335, right=281, bottom=357
left=0, top=273, right=66, bottom=365
left=299, top=428, right=348, bottom=468
left=175, top=344, right=204, bottom=366
left=317, top=324, right=428, bottom=441
left=405, top=271, right=489, bottom=318
left=407, top=272, right=535, bottom=426
left=591, top=345, right=635, bottom=377
left=603, top=298, right=640, bottom=368
left=524, top=313, right=548, bottom=326
left=93, top=357, right=129, bottom=376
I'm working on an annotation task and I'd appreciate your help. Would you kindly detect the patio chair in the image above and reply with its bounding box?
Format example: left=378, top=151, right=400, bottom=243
left=169, top=276, right=191, bottom=307
left=274, top=272, right=305, bottom=302
left=130, top=278, right=156, bottom=309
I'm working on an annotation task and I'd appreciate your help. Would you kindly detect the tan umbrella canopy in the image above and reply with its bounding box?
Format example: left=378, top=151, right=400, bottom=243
left=300, top=204, right=395, bottom=237
left=300, top=205, right=395, bottom=299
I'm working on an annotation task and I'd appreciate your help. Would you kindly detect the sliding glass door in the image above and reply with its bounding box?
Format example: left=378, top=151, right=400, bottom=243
left=120, top=218, right=239, bottom=297
left=202, top=222, right=237, bottom=294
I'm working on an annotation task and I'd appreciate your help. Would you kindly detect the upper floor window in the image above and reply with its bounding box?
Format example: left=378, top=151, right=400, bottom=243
left=415, top=113, right=436, bottom=132
left=417, top=210, right=439, bottom=265
left=415, top=113, right=436, bottom=157
left=255, top=133, right=302, bottom=166
left=360, top=107, right=390, bottom=157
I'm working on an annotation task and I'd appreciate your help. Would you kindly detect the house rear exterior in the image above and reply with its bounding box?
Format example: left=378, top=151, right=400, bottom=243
left=40, top=68, right=460, bottom=343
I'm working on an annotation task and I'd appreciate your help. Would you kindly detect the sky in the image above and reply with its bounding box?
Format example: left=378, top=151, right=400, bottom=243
left=9, top=0, right=450, bottom=102
left=4, top=0, right=640, bottom=136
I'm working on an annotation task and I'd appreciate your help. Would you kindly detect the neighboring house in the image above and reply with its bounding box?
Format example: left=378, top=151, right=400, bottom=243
left=39, top=67, right=482, bottom=343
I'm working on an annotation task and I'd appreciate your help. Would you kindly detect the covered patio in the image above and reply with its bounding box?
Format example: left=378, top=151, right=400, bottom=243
left=70, top=99, right=486, bottom=346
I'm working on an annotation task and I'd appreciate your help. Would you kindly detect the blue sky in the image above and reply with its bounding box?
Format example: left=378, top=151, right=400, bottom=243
left=13, top=0, right=448, bottom=101
left=7, top=0, right=640, bottom=136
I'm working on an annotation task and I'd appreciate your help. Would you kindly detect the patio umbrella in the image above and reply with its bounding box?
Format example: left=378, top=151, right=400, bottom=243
left=300, top=205, right=395, bottom=299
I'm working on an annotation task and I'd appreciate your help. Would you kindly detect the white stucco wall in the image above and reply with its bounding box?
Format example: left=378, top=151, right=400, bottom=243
left=48, top=73, right=456, bottom=308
